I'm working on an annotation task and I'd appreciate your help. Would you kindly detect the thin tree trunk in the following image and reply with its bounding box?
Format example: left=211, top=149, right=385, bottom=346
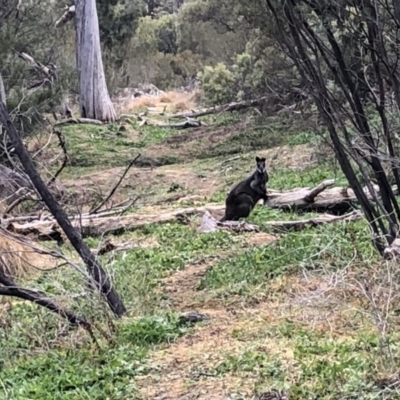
left=75, top=0, right=117, bottom=122
left=0, top=101, right=126, bottom=317
left=0, top=72, right=6, bottom=106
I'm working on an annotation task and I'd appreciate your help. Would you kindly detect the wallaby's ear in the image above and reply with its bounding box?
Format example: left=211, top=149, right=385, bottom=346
left=261, top=157, right=266, bottom=162
left=255, top=156, right=260, bottom=162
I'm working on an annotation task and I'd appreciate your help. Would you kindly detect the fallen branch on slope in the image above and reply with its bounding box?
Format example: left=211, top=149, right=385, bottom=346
left=265, top=179, right=387, bottom=214
left=5, top=205, right=363, bottom=240
left=199, top=210, right=363, bottom=233
left=137, top=117, right=203, bottom=129
left=54, top=118, right=104, bottom=126
left=170, top=97, right=268, bottom=119
left=5, top=205, right=226, bottom=239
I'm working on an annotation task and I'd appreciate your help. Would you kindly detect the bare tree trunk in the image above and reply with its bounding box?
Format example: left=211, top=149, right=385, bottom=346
left=75, top=0, right=117, bottom=122
left=0, top=72, right=6, bottom=106
left=0, top=101, right=126, bottom=317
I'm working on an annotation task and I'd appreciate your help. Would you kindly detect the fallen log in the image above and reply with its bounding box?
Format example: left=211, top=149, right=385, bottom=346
left=152, top=119, right=203, bottom=129
left=265, top=179, right=384, bottom=215
left=199, top=210, right=362, bottom=233
left=5, top=205, right=226, bottom=239
left=5, top=204, right=363, bottom=240
left=170, top=97, right=268, bottom=119
left=54, top=118, right=104, bottom=126
left=2, top=179, right=390, bottom=239
left=137, top=117, right=203, bottom=129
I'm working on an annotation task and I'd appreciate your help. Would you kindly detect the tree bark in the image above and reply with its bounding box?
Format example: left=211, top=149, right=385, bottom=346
left=75, top=0, right=117, bottom=122
left=0, top=101, right=126, bottom=317
left=0, top=72, right=6, bottom=106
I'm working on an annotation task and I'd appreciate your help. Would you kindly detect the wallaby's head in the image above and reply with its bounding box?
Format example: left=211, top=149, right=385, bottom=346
left=255, top=156, right=266, bottom=173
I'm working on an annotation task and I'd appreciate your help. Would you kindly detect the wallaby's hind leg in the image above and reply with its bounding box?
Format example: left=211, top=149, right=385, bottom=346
left=222, top=194, right=254, bottom=222
left=220, top=208, right=238, bottom=222
left=234, top=201, right=253, bottom=220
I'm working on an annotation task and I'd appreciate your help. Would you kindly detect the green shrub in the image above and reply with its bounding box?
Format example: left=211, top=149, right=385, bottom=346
left=197, top=63, right=235, bottom=105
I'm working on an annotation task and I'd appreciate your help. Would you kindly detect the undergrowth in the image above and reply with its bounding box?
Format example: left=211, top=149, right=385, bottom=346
left=3, top=111, right=400, bottom=399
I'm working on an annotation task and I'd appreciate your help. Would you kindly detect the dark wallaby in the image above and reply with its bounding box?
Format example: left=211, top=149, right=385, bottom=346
left=220, top=156, right=269, bottom=222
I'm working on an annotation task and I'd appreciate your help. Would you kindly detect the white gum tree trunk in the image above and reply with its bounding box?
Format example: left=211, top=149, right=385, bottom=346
left=75, top=0, right=117, bottom=122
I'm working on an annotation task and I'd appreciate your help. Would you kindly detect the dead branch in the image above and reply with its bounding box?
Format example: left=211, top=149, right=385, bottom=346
left=303, top=179, right=335, bottom=203
left=4, top=178, right=393, bottom=240
left=0, top=268, right=90, bottom=329
left=265, top=180, right=386, bottom=214
left=1, top=203, right=135, bottom=225
left=141, top=118, right=203, bottom=129
left=3, top=205, right=364, bottom=240
left=6, top=205, right=227, bottom=239
left=55, top=5, right=76, bottom=28
left=264, top=210, right=362, bottom=232
left=14, top=51, right=54, bottom=78
left=54, top=117, right=104, bottom=126
left=47, top=129, right=69, bottom=187
left=200, top=210, right=362, bottom=233
left=170, top=97, right=268, bottom=119
left=0, top=101, right=126, bottom=317
left=3, top=192, right=38, bottom=216
left=89, top=154, right=140, bottom=214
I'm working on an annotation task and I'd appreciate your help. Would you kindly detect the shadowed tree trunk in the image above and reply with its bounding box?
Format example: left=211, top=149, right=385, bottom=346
left=75, top=0, right=117, bottom=122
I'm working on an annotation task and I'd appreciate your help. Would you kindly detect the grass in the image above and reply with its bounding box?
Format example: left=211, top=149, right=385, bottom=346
left=3, top=109, right=400, bottom=399
left=54, top=121, right=179, bottom=177
left=0, top=313, right=189, bottom=400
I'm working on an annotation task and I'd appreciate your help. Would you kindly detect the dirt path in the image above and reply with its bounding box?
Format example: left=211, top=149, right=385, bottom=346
left=137, top=233, right=280, bottom=400
left=60, top=143, right=314, bottom=212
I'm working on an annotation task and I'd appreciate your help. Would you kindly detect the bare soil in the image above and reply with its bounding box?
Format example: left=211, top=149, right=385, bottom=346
left=61, top=143, right=314, bottom=210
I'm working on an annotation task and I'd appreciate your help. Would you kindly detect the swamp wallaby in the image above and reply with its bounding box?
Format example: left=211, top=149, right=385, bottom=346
left=220, top=156, right=269, bottom=222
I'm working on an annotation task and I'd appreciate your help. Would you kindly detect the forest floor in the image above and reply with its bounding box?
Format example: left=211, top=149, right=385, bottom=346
left=2, top=96, right=400, bottom=400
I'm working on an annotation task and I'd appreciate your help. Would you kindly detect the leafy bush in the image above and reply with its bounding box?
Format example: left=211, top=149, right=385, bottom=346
left=197, top=63, right=235, bottom=105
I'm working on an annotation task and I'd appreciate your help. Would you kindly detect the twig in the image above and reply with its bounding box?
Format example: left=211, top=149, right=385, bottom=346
left=55, top=5, right=76, bottom=28
left=89, top=154, right=141, bottom=214
left=3, top=193, right=40, bottom=216
left=47, top=129, right=69, bottom=186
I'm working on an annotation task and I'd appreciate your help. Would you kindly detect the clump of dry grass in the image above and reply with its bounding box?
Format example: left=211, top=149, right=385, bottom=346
left=123, top=90, right=199, bottom=114
left=0, top=228, right=57, bottom=280
left=171, top=101, right=188, bottom=113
